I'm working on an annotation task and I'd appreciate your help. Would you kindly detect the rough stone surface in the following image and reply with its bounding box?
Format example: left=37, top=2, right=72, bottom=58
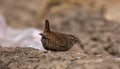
left=0, top=0, right=120, bottom=69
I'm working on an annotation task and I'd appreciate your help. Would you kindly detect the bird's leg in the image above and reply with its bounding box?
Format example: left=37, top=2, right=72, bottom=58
left=44, top=50, right=52, bottom=53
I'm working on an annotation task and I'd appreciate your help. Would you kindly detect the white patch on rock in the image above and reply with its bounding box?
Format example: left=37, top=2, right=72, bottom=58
left=0, top=13, right=46, bottom=51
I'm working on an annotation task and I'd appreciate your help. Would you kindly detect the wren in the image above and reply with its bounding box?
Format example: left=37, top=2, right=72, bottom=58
left=40, top=20, right=80, bottom=51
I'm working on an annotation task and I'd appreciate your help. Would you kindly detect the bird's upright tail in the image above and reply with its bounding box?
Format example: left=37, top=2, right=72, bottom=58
left=44, top=19, right=50, bottom=33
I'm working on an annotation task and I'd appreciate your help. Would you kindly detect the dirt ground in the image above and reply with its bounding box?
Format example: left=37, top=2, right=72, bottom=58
left=0, top=0, right=120, bottom=69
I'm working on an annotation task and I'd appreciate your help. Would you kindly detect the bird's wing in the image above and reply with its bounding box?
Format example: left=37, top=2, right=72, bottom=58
left=43, top=32, right=67, bottom=47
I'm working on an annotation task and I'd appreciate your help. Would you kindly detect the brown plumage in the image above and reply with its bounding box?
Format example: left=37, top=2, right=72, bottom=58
left=40, top=20, right=80, bottom=51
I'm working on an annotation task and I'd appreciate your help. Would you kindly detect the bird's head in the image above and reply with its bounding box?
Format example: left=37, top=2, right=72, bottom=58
left=67, top=35, right=81, bottom=45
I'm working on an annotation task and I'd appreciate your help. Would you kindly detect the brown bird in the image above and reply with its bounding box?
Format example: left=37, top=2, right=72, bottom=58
left=40, top=20, right=80, bottom=51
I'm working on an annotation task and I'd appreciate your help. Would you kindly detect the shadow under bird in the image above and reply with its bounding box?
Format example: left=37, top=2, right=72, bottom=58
left=40, top=20, right=81, bottom=51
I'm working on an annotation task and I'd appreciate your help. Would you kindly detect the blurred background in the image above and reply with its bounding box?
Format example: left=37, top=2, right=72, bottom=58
left=0, top=0, right=120, bottom=57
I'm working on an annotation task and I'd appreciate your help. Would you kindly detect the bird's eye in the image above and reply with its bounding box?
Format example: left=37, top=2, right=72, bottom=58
left=68, top=36, right=75, bottom=40
left=71, top=37, right=74, bottom=40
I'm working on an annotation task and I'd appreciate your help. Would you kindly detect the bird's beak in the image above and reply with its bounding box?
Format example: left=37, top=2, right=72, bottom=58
left=75, top=38, right=81, bottom=43
left=76, top=39, right=84, bottom=49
